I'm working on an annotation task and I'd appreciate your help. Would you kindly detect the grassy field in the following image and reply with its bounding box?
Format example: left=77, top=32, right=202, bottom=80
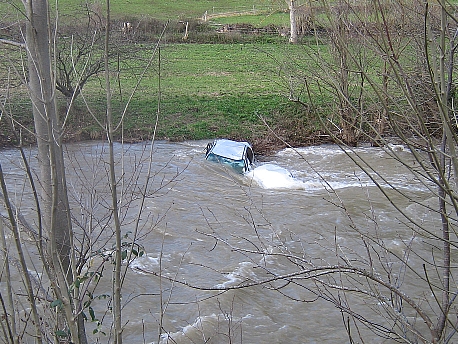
left=90, top=0, right=284, bottom=20
left=1, top=0, right=437, bottom=151
left=1, top=0, right=289, bottom=25
left=1, top=0, right=319, bottom=149
left=209, top=12, right=289, bottom=27
left=61, top=42, right=316, bottom=148
left=0, top=0, right=330, bottom=150
left=0, top=0, right=286, bottom=21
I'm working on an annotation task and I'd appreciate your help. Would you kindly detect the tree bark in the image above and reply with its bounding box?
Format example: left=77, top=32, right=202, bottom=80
left=103, top=1, right=123, bottom=343
left=289, top=0, right=298, bottom=43
left=24, top=1, right=86, bottom=342
left=25, top=0, right=72, bottom=277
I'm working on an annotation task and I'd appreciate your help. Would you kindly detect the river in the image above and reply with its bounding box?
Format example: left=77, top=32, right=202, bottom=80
left=0, top=140, right=441, bottom=343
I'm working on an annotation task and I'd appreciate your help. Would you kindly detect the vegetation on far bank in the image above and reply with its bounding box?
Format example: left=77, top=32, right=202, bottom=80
left=0, top=4, right=327, bottom=153
left=0, top=0, right=445, bottom=152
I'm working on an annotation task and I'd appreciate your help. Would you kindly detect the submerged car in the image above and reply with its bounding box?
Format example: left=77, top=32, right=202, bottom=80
left=205, top=139, right=255, bottom=174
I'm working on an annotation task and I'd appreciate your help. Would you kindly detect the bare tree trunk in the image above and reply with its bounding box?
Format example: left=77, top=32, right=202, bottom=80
left=103, top=1, right=123, bottom=343
left=433, top=1, right=455, bottom=340
left=289, top=0, right=298, bottom=43
left=24, top=1, right=86, bottom=343
left=337, top=45, right=355, bottom=145
left=379, top=60, right=388, bottom=137
left=0, top=172, right=23, bottom=344
left=25, top=0, right=71, bottom=282
left=333, top=2, right=357, bottom=146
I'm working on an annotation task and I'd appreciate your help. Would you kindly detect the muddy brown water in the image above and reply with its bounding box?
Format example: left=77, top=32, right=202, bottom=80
left=0, top=140, right=441, bottom=343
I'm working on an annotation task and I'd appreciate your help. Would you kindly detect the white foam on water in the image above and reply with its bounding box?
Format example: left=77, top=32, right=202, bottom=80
left=129, top=254, right=160, bottom=274
left=214, top=261, right=259, bottom=289
left=157, top=311, right=255, bottom=344
left=159, top=313, right=225, bottom=344
left=276, top=145, right=347, bottom=158
left=246, top=163, right=364, bottom=191
left=246, top=163, right=309, bottom=190
left=246, top=156, right=429, bottom=192
left=386, top=143, right=407, bottom=152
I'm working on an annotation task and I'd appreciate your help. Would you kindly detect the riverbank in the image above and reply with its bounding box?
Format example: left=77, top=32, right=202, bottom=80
left=0, top=16, right=399, bottom=153
left=0, top=105, right=333, bottom=156
left=1, top=40, right=329, bottom=154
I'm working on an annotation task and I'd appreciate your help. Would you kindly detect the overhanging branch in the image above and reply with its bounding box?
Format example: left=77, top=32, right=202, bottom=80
left=0, top=39, right=25, bottom=49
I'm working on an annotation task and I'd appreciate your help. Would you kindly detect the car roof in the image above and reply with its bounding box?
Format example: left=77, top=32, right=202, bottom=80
left=210, top=139, right=252, bottom=160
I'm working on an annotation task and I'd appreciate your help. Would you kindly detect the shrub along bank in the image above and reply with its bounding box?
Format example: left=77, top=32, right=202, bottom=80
left=1, top=19, right=328, bottom=153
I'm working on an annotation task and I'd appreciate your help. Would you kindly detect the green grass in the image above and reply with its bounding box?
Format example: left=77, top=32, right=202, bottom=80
left=1, top=0, right=287, bottom=23
left=159, top=44, right=293, bottom=94
left=82, top=43, right=309, bottom=97
left=1, top=0, right=414, bottom=148
left=65, top=42, right=316, bottom=143
left=209, top=11, right=289, bottom=27
left=107, top=0, right=283, bottom=19
left=24, top=0, right=284, bottom=20
left=73, top=92, right=306, bottom=143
